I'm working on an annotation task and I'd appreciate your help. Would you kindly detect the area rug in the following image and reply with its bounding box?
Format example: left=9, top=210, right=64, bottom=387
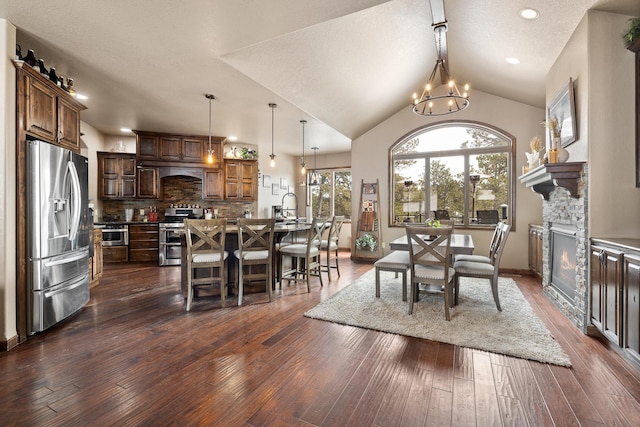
left=304, top=269, right=571, bottom=366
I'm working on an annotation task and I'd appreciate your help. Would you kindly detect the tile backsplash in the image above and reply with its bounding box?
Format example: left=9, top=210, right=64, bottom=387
left=101, top=175, right=255, bottom=221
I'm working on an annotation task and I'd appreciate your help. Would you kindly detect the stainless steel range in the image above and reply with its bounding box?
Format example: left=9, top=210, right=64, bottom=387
left=159, top=207, right=203, bottom=266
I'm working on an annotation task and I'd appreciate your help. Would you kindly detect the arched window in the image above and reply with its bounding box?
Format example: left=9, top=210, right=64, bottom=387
left=389, top=121, right=515, bottom=228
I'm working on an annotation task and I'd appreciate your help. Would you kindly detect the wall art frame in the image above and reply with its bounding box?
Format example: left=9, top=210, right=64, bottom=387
left=548, top=77, right=578, bottom=148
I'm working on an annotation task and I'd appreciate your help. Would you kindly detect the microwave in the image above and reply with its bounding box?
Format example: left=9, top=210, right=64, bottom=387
left=98, top=225, right=129, bottom=246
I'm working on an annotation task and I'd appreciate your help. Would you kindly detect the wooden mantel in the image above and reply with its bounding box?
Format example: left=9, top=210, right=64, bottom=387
left=519, top=162, right=586, bottom=200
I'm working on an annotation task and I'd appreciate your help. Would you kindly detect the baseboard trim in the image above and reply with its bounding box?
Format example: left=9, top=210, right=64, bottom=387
left=2, top=334, right=20, bottom=351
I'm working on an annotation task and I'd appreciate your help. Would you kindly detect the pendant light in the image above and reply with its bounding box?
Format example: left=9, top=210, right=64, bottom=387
left=300, top=120, right=307, bottom=175
left=205, top=94, right=216, bottom=164
left=268, top=103, right=277, bottom=167
left=309, top=147, right=321, bottom=186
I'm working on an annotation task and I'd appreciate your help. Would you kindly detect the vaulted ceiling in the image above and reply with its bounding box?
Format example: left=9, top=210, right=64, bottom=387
left=2, top=0, right=639, bottom=155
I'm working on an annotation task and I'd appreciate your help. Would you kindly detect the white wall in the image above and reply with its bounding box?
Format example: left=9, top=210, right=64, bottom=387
left=587, top=11, right=639, bottom=237
left=351, top=89, right=545, bottom=269
left=257, top=151, right=299, bottom=219
left=547, top=10, right=640, bottom=239
left=80, top=122, right=109, bottom=219
left=0, top=19, right=17, bottom=346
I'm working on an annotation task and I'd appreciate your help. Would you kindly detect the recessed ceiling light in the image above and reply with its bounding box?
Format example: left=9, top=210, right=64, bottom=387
left=519, top=8, right=539, bottom=20
left=505, top=57, right=520, bottom=65
left=76, top=93, right=88, bottom=100
left=120, top=128, right=132, bottom=133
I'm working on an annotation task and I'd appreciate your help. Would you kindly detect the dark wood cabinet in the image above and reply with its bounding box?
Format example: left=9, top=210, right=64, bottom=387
left=183, top=138, right=204, bottom=162
left=90, top=229, right=103, bottom=287
left=137, top=167, right=160, bottom=199
left=15, top=61, right=85, bottom=152
left=128, top=224, right=159, bottom=262
left=590, top=243, right=624, bottom=345
left=624, top=253, right=640, bottom=364
left=98, top=152, right=137, bottom=199
left=590, top=238, right=640, bottom=367
left=103, top=246, right=128, bottom=263
left=225, top=160, right=257, bottom=200
left=134, top=131, right=222, bottom=166
left=528, top=224, right=543, bottom=279
left=136, top=134, right=160, bottom=159
left=159, top=137, right=183, bottom=161
left=159, top=136, right=207, bottom=163
left=203, top=169, right=224, bottom=200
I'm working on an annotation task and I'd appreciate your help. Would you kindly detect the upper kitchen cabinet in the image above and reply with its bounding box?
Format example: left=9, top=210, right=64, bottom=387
left=136, top=133, right=160, bottom=159
left=203, top=169, right=223, bottom=200
left=225, top=159, right=257, bottom=201
left=14, top=61, right=86, bottom=152
left=137, top=166, right=160, bottom=199
left=133, top=131, right=222, bottom=167
left=97, top=152, right=136, bottom=199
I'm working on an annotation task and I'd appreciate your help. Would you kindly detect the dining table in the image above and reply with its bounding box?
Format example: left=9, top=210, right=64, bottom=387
left=388, top=233, right=475, bottom=255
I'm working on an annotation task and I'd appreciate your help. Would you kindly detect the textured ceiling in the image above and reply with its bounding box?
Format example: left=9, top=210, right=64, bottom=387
left=2, top=0, right=639, bottom=155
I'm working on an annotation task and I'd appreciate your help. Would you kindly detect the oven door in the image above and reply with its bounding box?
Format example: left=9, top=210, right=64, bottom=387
left=159, top=225, right=184, bottom=266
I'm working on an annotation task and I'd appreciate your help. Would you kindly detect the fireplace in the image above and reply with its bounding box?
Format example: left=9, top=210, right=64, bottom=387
left=538, top=164, right=588, bottom=332
left=550, top=225, right=577, bottom=302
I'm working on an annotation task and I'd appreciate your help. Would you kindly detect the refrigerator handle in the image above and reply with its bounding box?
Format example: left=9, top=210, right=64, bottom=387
left=67, top=160, right=82, bottom=242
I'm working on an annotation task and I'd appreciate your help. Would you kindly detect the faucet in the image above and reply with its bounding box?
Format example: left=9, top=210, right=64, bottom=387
left=281, top=192, right=299, bottom=219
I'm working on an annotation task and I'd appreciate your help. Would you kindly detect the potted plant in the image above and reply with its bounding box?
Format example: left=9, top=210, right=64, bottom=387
left=425, top=218, right=441, bottom=228
left=355, top=233, right=377, bottom=251
left=623, top=17, right=640, bottom=48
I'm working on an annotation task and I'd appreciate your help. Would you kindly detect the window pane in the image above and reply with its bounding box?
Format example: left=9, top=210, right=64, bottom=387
left=429, top=156, right=464, bottom=224
left=469, top=153, right=508, bottom=224
left=309, top=172, right=332, bottom=218
left=393, top=158, right=425, bottom=223
left=392, top=125, right=509, bottom=155
left=334, top=171, right=352, bottom=220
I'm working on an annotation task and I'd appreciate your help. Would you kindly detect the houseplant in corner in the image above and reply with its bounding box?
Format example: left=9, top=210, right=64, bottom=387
left=355, top=233, right=377, bottom=251
left=622, top=17, right=640, bottom=48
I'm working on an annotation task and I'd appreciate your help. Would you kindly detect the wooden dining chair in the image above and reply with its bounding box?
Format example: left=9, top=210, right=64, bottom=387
left=406, top=225, right=455, bottom=320
left=184, top=219, right=228, bottom=311
left=453, top=223, right=511, bottom=311
left=278, top=218, right=326, bottom=292
left=320, top=215, right=345, bottom=281
left=455, top=221, right=503, bottom=264
left=234, top=218, right=275, bottom=306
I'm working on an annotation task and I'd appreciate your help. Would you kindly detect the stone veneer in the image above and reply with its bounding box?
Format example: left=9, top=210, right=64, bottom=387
left=541, top=165, right=589, bottom=332
left=101, top=175, right=255, bottom=221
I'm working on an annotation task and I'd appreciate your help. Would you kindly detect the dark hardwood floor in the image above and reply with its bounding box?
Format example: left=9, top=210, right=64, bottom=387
left=2, top=252, right=640, bottom=426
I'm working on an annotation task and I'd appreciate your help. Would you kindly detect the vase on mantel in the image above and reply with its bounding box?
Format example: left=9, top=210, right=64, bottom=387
left=549, top=137, right=569, bottom=163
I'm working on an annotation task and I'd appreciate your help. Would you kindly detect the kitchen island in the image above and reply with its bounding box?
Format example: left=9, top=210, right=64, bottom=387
left=179, top=222, right=311, bottom=300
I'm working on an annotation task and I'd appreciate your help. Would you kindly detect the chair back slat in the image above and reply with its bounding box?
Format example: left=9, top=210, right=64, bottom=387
left=237, top=218, right=275, bottom=252
left=185, top=219, right=226, bottom=256
left=491, top=222, right=511, bottom=267
left=328, top=215, right=345, bottom=245
left=406, top=226, right=452, bottom=268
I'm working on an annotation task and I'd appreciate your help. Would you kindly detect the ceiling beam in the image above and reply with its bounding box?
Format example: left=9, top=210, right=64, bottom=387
left=429, top=0, right=448, bottom=84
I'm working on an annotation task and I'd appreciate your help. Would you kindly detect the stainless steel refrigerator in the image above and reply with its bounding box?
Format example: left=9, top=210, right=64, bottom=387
left=27, top=139, right=91, bottom=335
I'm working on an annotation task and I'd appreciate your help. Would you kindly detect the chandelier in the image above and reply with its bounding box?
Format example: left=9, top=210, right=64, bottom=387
left=205, top=94, right=216, bottom=163
left=412, top=23, right=470, bottom=116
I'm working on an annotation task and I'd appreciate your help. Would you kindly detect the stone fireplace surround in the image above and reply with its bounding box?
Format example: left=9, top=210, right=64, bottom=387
left=541, top=165, right=589, bottom=332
